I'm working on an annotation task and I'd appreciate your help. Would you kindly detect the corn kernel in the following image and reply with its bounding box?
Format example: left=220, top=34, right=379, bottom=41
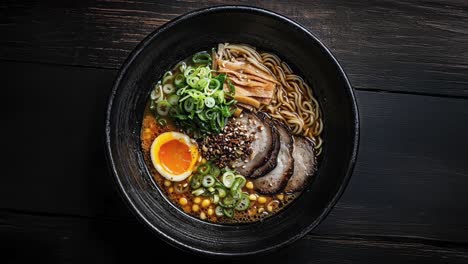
left=201, top=199, right=211, bottom=208
left=201, top=158, right=207, bottom=164
left=200, top=212, right=207, bottom=220
left=164, top=180, right=172, bottom=187
left=258, top=207, right=265, bottom=213
left=179, top=197, right=188, bottom=206
left=258, top=196, right=267, bottom=204
left=143, top=133, right=152, bottom=140
left=249, top=194, right=257, bottom=201
left=267, top=200, right=280, bottom=212
left=183, top=205, right=191, bottom=213
left=246, top=181, right=254, bottom=189
left=194, top=197, right=201, bottom=204
left=192, top=204, right=200, bottom=212
left=168, top=187, right=174, bottom=193
left=276, top=193, right=284, bottom=200
left=207, top=208, right=214, bottom=216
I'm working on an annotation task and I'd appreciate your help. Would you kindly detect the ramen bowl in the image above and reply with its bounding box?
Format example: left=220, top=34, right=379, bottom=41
left=105, top=5, right=359, bottom=257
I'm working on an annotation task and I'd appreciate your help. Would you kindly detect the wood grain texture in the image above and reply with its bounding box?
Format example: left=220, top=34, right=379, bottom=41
left=2, top=210, right=468, bottom=264
left=2, top=61, right=468, bottom=245
left=1, top=0, right=467, bottom=96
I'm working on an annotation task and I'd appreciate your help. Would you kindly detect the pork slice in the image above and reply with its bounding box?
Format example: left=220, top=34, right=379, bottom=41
left=249, top=114, right=281, bottom=179
left=254, top=121, right=294, bottom=194
left=249, top=114, right=280, bottom=179
left=231, top=111, right=278, bottom=176
left=284, top=136, right=317, bottom=193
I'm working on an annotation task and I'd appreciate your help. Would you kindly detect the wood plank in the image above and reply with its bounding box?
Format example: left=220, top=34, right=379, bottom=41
left=318, top=91, right=468, bottom=242
left=1, top=1, right=467, bottom=96
left=2, top=211, right=468, bottom=263
left=1, top=61, right=468, bottom=243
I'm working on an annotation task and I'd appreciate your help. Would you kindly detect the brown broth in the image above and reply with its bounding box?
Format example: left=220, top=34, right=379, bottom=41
left=140, top=53, right=301, bottom=223
left=141, top=110, right=298, bottom=224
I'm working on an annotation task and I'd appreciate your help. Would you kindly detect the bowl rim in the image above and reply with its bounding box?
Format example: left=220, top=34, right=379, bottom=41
left=105, top=4, right=360, bottom=257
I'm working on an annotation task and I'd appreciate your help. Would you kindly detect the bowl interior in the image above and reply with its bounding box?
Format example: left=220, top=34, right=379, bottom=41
left=106, top=6, right=358, bottom=256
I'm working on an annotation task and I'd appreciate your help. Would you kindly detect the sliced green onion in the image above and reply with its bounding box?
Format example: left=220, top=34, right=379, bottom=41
left=216, top=187, right=227, bottom=198
left=163, top=83, right=175, bottom=94
left=192, top=52, right=212, bottom=65
left=214, top=90, right=225, bottom=103
left=205, top=109, right=217, bottom=120
left=202, top=175, right=215, bottom=188
left=226, top=78, right=235, bottom=96
left=192, top=188, right=205, bottom=196
left=235, top=193, right=250, bottom=211
left=204, top=97, right=215, bottom=108
left=162, top=71, right=173, bottom=84
left=209, top=78, right=221, bottom=90
left=183, top=99, right=194, bottom=112
left=223, top=208, right=234, bottom=218
left=230, top=176, right=247, bottom=196
left=183, top=67, right=195, bottom=77
left=220, top=105, right=231, bottom=117
left=151, top=85, right=162, bottom=100
left=215, top=206, right=224, bottom=217
left=178, top=62, right=187, bottom=73
left=156, top=101, right=171, bottom=116
left=197, top=163, right=211, bottom=175
left=149, top=100, right=156, bottom=111
left=174, top=182, right=188, bottom=194
left=210, top=166, right=221, bottom=178
left=211, top=194, right=220, bottom=204
left=222, top=172, right=236, bottom=188
left=157, top=118, right=167, bottom=127
left=174, top=74, right=186, bottom=88
left=190, top=174, right=202, bottom=189
left=197, top=78, right=210, bottom=90
left=186, top=76, right=200, bottom=88
left=220, top=196, right=237, bottom=208
left=167, top=94, right=179, bottom=105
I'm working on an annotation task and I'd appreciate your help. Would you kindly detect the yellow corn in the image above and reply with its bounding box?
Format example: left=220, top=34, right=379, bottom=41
left=276, top=193, right=284, bottom=200
left=207, top=208, right=214, bottom=216
left=201, top=199, right=211, bottom=208
left=246, top=181, right=254, bottom=189
left=168, top=187, right=174, bottom=193
left=164, top=180, right=172, bottom=187
left=258, top=196, right=267, bottom=204
left=200, top=212, right=207, bottom=220
left=267, top=205, right=273, bottom=212
left=258, top=207, right=265, bottom=214
left=179, top=197, right=188, bottom=206
left=249, top=194, right=257, bottom=201
left=194, top=197, right=201, bottom=204
left=192, top=204, right=200, bottom=212
left=267, top=200, right=280, bottom=212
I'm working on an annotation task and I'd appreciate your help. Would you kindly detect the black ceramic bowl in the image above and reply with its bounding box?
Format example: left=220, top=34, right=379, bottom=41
left=106, top=5, right=359, bottom=257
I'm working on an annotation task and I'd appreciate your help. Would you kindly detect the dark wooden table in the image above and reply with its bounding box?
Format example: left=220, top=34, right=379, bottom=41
left=2, top=1, right=468, bottom=263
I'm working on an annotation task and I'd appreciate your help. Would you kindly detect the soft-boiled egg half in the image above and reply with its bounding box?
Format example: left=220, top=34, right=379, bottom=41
left=150, top=132, right=199, bottom=182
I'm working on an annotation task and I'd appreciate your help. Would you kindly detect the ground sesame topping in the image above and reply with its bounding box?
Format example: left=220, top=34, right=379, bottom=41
left=198, top=119, right=254, bottom=168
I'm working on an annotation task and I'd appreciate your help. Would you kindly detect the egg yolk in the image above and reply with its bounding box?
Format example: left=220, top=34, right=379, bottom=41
left=158, top=139, right=192, bottom=175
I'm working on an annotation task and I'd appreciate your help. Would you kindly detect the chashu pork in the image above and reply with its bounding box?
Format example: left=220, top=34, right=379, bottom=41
left=249, top=113, right=281, bottom=179
left=284, top=136, right=317, bottom=193
left=254, top=121, right=294, bottom=194
left=231, top=111, right=279, bottom=176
